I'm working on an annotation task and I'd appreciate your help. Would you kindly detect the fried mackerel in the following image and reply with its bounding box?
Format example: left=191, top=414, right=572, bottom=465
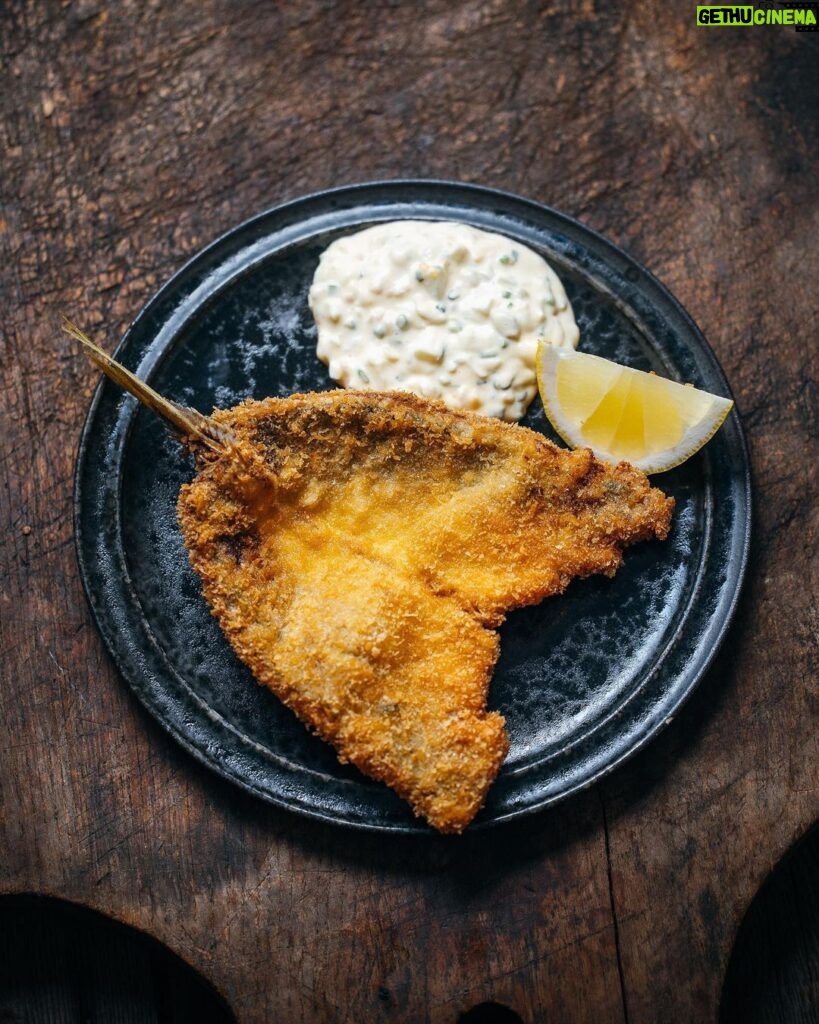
left=177, top=390, right=674, bottom=833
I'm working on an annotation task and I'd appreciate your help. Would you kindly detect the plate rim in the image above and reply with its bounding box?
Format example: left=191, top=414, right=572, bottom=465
left=73, top=179, right=752, bottom=833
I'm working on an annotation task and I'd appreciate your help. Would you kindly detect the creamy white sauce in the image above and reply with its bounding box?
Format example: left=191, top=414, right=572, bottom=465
left=308, top=221, right=579, bottom=420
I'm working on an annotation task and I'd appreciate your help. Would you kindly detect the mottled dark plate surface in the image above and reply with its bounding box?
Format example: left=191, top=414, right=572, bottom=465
left=74, top=181, right=751, bottom=832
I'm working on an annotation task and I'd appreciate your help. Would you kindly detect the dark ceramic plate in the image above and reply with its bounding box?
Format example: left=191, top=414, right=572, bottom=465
left=74, top=181, right=751, bottom=832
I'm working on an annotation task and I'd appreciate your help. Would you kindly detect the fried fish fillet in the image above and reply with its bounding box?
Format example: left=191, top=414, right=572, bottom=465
left=177, top=390, right=674, bottom=832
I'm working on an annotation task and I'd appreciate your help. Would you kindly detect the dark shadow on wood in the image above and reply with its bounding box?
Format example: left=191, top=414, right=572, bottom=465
left=721, top=820, right=819, bottom=1023
left=458, top=1002, right=526, bottom=1024
left=0, top=894, right=236, bottom=1024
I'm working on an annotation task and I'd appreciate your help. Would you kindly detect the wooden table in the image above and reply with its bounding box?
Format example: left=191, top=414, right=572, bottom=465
left=2, top=4, right=817, bottom=1021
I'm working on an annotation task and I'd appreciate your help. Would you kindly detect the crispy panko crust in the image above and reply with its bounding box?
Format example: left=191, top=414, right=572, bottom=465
left=177, top=391, right=674, bottom=832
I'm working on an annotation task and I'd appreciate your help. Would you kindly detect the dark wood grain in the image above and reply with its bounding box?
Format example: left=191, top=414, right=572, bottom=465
left=1, top=3, right=817, bottom=1021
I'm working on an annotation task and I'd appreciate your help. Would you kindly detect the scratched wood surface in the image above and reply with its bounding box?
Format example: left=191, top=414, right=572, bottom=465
left=1, top=3, right=817, bottom=1021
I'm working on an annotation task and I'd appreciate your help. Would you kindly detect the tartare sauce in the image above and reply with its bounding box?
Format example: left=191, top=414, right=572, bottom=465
left=308, top=221, right=579, bottom=420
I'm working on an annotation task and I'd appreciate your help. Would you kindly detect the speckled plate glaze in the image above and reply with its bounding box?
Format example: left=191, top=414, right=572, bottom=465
left=74, top=181, right=751, bottom=833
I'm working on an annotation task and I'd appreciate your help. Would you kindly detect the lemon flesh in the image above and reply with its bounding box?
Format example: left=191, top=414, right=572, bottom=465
left=536, top=345, right=733, bottom=474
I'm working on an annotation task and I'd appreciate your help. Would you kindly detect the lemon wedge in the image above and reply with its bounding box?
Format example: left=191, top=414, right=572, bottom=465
left=536, top=344, right=733, bottom=473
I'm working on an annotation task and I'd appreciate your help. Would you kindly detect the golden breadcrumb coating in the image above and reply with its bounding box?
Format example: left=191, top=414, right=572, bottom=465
left=177, top=390, right=673, bottom=832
